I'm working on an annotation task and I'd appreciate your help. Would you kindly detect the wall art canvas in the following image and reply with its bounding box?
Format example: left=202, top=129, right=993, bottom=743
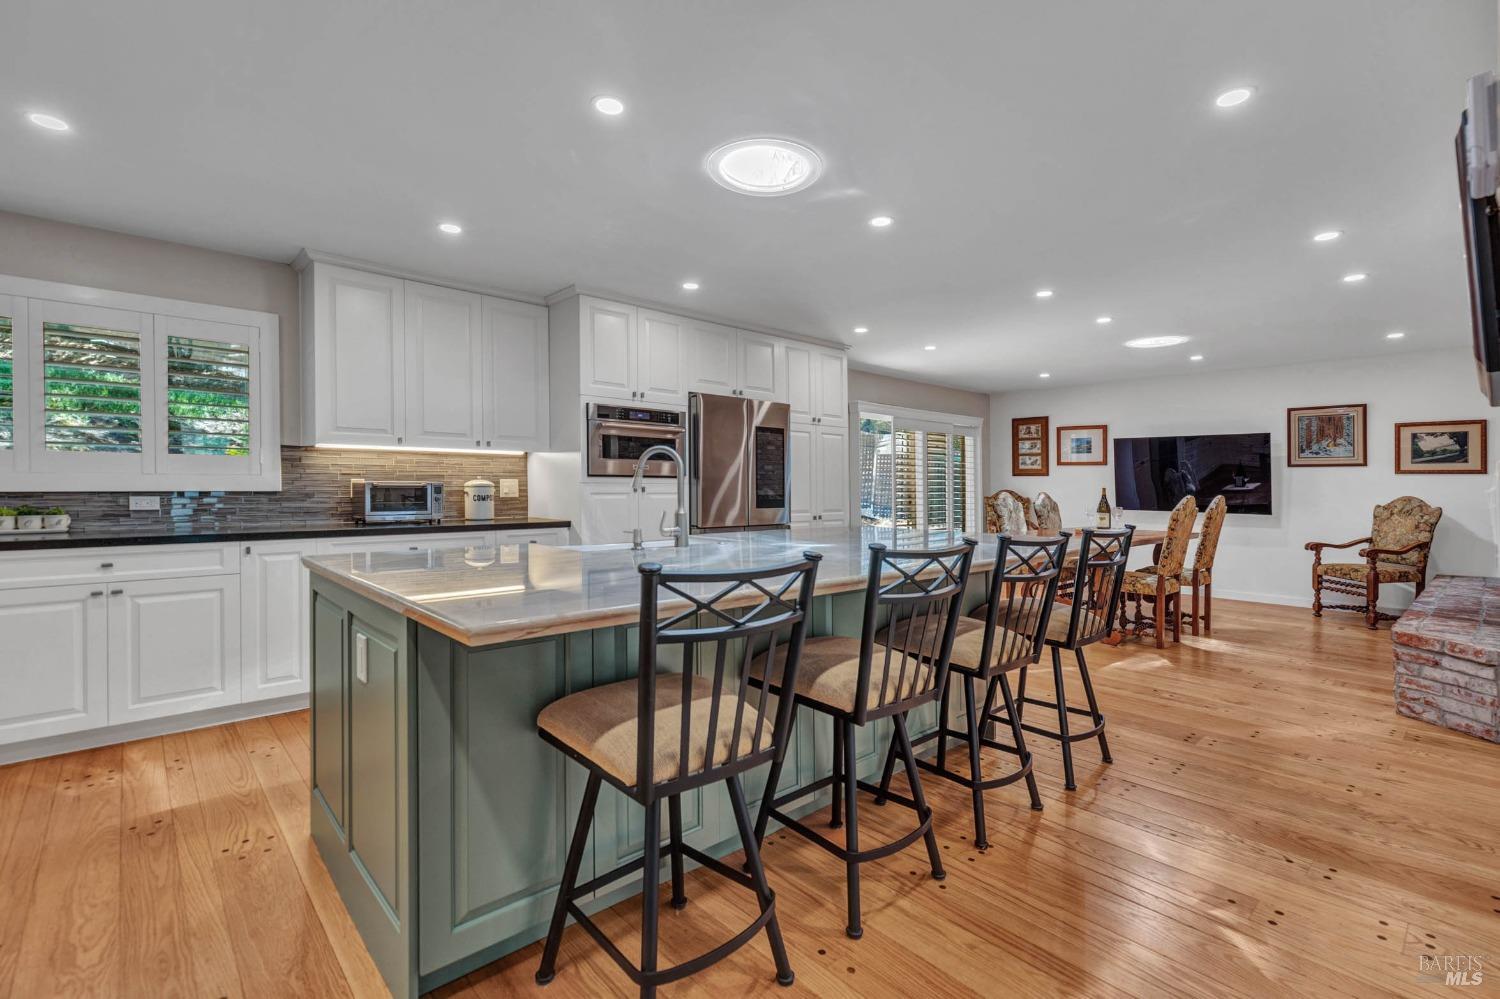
left=1394, top=420, right=1488, bottom=474
left=1056, top=424, right=1108, bottom=466
left=1287, top=404, right=1366, bottom=466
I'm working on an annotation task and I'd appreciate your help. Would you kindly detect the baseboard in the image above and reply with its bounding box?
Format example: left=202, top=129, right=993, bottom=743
left=1213, top=587, right=1412, bottom=617
left=0, top=694, right=310, bottom=765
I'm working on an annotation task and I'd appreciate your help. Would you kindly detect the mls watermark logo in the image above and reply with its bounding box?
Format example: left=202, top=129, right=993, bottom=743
left=1416, top=954, right=1485, bottom=987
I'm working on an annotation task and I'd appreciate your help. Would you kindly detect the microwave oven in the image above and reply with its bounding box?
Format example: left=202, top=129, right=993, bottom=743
left=351, top=479, right=445, bottom=523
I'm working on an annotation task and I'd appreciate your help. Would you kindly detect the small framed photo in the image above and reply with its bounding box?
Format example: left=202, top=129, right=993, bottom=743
left=1011, top=416, right=1048, bottom=476
left=1287, top=404, right=1367, bottom=467
left=1394, top=420, right=1488, bottom=474
left=1056, top=424, right=1108, bottom=466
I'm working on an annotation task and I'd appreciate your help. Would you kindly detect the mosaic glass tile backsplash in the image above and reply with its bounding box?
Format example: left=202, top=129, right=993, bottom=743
left=0, top=446, right=531, bottom=529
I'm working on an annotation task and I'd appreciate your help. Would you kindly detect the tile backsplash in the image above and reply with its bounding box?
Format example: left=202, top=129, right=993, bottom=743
left=0, top=446, right=530, bottom=529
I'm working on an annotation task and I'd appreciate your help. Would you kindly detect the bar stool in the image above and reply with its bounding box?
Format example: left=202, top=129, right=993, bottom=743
left=534, top=552, right=823, bottom=998
left=998, top=527, right=1133, bottom=790
left=748, top=539, right=976, bottom=940
left=874, top=534, right=1069, bottom=847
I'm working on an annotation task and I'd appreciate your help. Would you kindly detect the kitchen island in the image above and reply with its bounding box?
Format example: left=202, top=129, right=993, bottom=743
left=303, top=525, right=998, bottom=998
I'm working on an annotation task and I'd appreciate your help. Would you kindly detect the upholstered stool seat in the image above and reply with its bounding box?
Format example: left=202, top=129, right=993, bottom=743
left=750, top=636, right=936, bottom=715
left=1315, top=561, right=1422, bottom=584
left=960, top=605, right=1106, bottom=651
left=538, top=676, right=767, bottom=788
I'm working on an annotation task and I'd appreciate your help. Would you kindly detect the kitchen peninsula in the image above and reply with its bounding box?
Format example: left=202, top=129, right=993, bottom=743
left=302, top=525, right=997, bottom=998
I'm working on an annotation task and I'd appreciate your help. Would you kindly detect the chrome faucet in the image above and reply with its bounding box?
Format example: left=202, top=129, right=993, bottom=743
left=632, top=444, right=690, bottom=548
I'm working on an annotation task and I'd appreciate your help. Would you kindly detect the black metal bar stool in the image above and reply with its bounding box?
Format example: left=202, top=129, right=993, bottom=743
left=534, top=552, right=822, bottom=998
left=997, top=526, right=1133, bottom=790
left=748, top=539, right=976, bottom=940
left=874, top=534, right=1068, bottom=847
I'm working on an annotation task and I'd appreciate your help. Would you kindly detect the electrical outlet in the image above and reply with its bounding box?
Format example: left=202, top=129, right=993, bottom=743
left=355, top=633, right=369, bottom=684
left=128, top=495, right=160, bottom=512
left=497, top=478, right=519, bottom=498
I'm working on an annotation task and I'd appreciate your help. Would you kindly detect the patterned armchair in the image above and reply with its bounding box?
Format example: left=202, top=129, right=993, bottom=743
left=1307, top=496, right=1442, bottom=628
left=1033, top=492, right=1064, bottom=534
left=1121, top=495, right=1197, bottom=648
left=984, top=489, right=1033, bottom=535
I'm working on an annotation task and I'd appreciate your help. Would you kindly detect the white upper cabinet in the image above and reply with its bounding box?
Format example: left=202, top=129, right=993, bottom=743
left=580, top=297, right=637, bottom=400
left=301, top=260, right=549, bottom=454
left=784, top=342, right=847, bottom=426
left=636, top=311, right=687, bottom=404
left=738, top=331, right=781, bottom=401
left=403, top=281, right=483, bottom=449
left=482, top=296, right=549, bottom=451
left=683, top=318, right=739, bottom=396
left=784, top=342, right=815, bottom=422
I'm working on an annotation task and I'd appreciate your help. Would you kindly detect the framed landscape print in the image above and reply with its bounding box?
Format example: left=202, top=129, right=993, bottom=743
left=1287, top=404, right=1366, bottom=466
left=1056, top=424, right=1108, bottom=466
left=1012, top=416, right=1049, bottom=476
left=1394, top=419, right=1488, bottom=474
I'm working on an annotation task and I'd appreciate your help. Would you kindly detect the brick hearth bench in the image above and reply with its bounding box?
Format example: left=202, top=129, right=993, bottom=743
left=1391, top=575, right=1499, bottom=743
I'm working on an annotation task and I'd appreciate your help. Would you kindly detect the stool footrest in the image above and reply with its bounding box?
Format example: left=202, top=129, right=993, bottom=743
left=766, top=797, right=933, bottom=866
left=563, top=896, right=778, bottom=988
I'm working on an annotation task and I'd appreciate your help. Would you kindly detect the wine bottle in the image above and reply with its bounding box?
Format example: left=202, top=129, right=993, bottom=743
left=1096, top=487, right=1111, bottom=528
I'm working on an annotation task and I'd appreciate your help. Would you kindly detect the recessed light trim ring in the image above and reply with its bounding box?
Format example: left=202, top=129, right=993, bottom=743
left=706, top=138, right=823, bottom=197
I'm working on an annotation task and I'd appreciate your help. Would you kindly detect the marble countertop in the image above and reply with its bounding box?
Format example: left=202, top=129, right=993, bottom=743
left=303, top=524, right=1010, bottom=647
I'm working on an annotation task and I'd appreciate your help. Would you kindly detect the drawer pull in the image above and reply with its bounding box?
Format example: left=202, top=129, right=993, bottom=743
left=89, top=590, right=103, bottom=598
left=99, top=562, right=114, bottom=569
left=109, top=588, right=124, bottom=596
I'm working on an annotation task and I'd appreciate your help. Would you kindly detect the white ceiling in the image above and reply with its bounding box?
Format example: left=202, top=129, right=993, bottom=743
left=1, top=0, right=1492, bottom=392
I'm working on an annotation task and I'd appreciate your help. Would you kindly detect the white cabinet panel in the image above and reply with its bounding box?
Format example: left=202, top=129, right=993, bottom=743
left=738, top=332, right=781, bottom=401
left=684, top=319, right=738, bottom=397
left=495, top=528, right=569, bottom=546
left=784, top=343, right=815, bottom=423
left=637, top=312, right=686, bottom=405
left=483, top=297, right=549, bottom=451
left=0, top=542, right=237, bottom=590
left=815, top=349, right=849, bottom=426
left=404, top=281, right=482, bottom=449
left=580, top=299, right=636, bottom=400
left=318, top=266, right=405, bottom=445
left=316, top=531, right=494, bottom=555
left=814, top=425, right=850, bottom=525
left=0, top=585, right=108, bottom=745
left=241, top=540, right=315, bottom=702
left=108, top=575, right=241, bottom=725
left=580, top=483, right=679, bottom=545
left=787, top=424, right=814, bottom=527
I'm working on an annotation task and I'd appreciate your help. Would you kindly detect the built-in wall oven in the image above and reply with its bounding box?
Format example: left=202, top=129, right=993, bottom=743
left=690, top=392, right=791, bottom=531
left=585, top=403, right=686, bottom=477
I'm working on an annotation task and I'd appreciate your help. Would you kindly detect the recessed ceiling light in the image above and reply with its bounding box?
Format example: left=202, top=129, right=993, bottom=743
left=437, top=222, right=462, bottom=234
left=681, top=281, right=699, bottom=291
left=1035, top=289, right=1054, bottom=299
left=1215, top=87, right=1255, bottom=108
left=1313, top=230, right=1343, bottom=243
left=592, top=96, right=625, bottom=116
left=1125, top=335, right=1190, bottom=349
left=1039, top=372, right=1051, bottom=378
left=923, top=344, right=937, bottom=351
left=26, top=112, right=70, bottom=131
left=1386, top=331, right=1406, bottom=339
left=1096, top=315, right=1112, bottom=325
left=1189, top=354, right=1205, bottom=361
left=852, top=326, right=869, bottom=334
left=1342, top=272, right=1367, bottom=283
left=706, top=138, right=823, bottom=197
left=868, top=215, right=894, bottom=228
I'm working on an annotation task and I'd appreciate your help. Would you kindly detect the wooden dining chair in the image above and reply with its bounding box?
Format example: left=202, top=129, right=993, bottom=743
left=1122, top=495, right=1196, bottom=648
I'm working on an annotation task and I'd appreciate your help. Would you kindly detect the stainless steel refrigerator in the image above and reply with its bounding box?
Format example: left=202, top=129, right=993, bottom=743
left=689, top=392, right=792, bottom=532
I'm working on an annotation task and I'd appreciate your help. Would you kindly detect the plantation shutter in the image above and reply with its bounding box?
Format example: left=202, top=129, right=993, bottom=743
left=0, top=316, right=12, bottom=450
left=856, top=404, right=981, bottom=534
left=166, top=334, right=252, bottom=456
left=42, top=321, right=144, bottom=453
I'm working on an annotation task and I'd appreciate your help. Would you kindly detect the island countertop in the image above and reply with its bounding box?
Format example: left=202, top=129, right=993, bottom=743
left=302, top=524, right=1005, bottom=647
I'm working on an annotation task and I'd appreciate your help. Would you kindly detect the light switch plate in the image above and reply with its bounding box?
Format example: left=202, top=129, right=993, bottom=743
left=128, top=495, right=160, bottom=512
left=355, top=633, right=368, bottom=684
left=497, top=478, right=519, bottom=498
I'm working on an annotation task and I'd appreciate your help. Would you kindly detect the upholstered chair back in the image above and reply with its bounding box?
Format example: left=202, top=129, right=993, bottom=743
left=1370, top=496, right=1443, bottom=567
left=1033, top=492, right=1064, bottom=534
left=997, top=489, right=1040, bottom=532
left=1192, top=495, right=1227, bottom=572
left=1155, top=495, right=1198, bottom=577
left=992, top=491, right=1029, bottom=536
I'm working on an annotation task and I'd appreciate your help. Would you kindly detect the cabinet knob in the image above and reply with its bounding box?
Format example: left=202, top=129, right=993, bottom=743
left=397, top=436, right=404, bottom=444
left=475, top=440, right=481, bottom=446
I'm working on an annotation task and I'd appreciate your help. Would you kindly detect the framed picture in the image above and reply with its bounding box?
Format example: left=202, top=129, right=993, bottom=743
left=1287, top=404, right=1367, bottom=466
left=1394, top=420, right=1488, bottom=474
left=1011, top=417, right=1048, bottom=476
left=1056, top=424, right=1108, bottom=466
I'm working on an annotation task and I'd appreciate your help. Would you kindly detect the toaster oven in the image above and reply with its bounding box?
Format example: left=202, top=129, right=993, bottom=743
left=351, top=479, right=445, bottom=523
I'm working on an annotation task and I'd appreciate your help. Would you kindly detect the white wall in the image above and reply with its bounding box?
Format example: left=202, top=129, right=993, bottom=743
left=988, top=349, right=1498, bottom=610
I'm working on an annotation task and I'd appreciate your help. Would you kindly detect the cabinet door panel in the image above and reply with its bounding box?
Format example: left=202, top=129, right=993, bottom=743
left=482, top=297, right=549, bottom=450
left=815, top=349, right=848, bottom=426
left=783, top=343, right=814, bottom=423
left=787, top=424, right=814, bottom=528
left=0, top=585, right=108, bottom=745
left=404, top=282, right=483, bottom=448
left=738, top=331, right=780, bottom=401
left=349, top=614, right=402, bottom=915
left=683, top=319, right=737, bottom=397
left=580, top=299, right=635, bottom=400
left=815, top=425, right=850, bottom=524
left=108, top=575, right=241, bottom=725
left=242, top=540, right=315, bottom=702
left=637, top=312, right=686, bottom=405
left=311, top=592, right=348, bottom=835
left=321, top=266, right=405, bottom=444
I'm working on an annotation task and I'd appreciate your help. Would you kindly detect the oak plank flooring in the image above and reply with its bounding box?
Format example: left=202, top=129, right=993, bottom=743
left=2, top=599, right=1499, bottom=997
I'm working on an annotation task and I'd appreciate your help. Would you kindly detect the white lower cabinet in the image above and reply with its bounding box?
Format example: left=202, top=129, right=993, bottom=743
left=241, top=539, right=317, bottom=703
left=108, top=575, right=242, bottom=725
left=0, top=585, right=109, bottom=744
left=580, top=482, right=681, bottom=545
left=789, top=422, right=849, bottom=527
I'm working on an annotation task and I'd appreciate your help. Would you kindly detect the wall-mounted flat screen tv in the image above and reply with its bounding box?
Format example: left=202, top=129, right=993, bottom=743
left=1114, top=432, right=1273, bottom=515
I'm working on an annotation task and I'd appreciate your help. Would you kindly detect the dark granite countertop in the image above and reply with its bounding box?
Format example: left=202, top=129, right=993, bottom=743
left=0, top=517, right=572, bottom=552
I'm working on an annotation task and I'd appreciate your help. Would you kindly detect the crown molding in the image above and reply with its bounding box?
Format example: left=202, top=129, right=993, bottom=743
left=291, top=249, right=546, bottom=305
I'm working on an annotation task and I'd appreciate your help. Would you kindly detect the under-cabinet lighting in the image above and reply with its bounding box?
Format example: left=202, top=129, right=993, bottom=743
left=313, top=443, right=527, bottom=456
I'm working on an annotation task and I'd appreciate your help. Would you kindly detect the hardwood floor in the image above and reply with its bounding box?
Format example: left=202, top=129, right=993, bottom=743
left=2, top=599, right=1497, bottom=997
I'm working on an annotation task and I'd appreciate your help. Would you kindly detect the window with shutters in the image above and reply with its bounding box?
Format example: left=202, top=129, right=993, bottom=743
left=166, top=334, right=251, bottom=456
left=857, top=405, right=980, bottom=533
left=42, top=321, right=144, bottom=453
left=0, top=316, right=12, bottom=450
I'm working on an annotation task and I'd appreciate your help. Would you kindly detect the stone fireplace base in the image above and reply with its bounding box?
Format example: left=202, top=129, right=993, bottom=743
left=1391, top=575, right=1499, bottom=743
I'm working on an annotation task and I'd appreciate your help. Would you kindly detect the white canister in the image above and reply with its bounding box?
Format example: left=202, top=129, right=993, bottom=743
left=464, top=479, right=495, bottom=521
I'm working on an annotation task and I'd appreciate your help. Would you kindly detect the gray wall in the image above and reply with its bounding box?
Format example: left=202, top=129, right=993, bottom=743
left=0, top=209, right=303, bottom=441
